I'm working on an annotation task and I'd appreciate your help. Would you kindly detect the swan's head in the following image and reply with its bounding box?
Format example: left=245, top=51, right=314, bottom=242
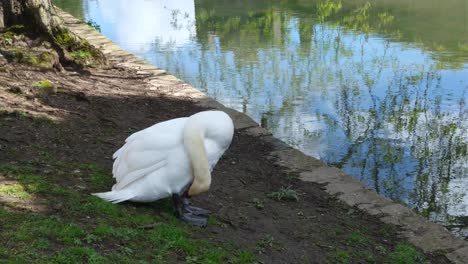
left=189, top=110, right=234, bottom=148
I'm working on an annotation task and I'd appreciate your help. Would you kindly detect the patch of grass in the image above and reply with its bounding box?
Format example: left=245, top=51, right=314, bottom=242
left=236, top=250, right=256, bottom=263
left=267, top=186, right=299, bottom=202
left=0, top=164, right=55, bottom=198
left=17, top=173, right=51, bottom=193
left=0, top=162, right=255, bottom=263
left=76, top=196, right=121, bottom=217
left=49, top=246, right=106, bottom=263
left=85, top=163, right=112, bottom=189
left=346, top=231, right=370, bottom=245
left=90, top=172, right=113, bottom=189
left=94, top=223, right=141, bottom=241
left=0, top=162, right=73, bottom=199
left=389, top=243, right=429, bottom=264
left=0, top=163, right=35, bottom=175
left=0, top=183, right=30, bottom=198
left=149, top=223, right=195, bottom=255
left=331, top=249, right=351, bottom=264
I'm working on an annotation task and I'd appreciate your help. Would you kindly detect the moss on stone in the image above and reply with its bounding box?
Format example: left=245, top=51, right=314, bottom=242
left=0, top=48, right=26, bottom=62
left=37, top=51, right=57, bottom=68
left=53, top=28, right=76, bottom=48
left=0, top=47, right=57, bottom=69
left=52, top=28, right=106, bottom=67
left=33, top=80, right=56, bottom=94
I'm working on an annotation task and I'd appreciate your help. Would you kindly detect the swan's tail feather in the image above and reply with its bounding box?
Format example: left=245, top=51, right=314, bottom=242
left=92, top=190, right=135, bottom=204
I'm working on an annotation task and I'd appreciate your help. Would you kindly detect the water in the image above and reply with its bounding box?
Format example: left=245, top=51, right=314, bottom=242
left=54, top=0, right=468, bottom=238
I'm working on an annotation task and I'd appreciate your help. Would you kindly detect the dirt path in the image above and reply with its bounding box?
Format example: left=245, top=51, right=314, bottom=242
left=0, top=53, right=451, bottom=263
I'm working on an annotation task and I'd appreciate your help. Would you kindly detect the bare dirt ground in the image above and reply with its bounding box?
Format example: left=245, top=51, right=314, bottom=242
left=0, top=51, right=452, bottom=263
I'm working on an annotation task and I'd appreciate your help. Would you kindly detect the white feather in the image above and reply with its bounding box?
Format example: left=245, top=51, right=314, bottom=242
left=93, top=110, right=234, bottom=203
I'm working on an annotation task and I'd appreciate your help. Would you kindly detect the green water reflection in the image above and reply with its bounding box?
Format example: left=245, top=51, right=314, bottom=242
left=54, top=0, right=468, bottom=238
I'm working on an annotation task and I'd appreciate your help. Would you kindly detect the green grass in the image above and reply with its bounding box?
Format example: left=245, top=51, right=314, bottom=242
left=347, top=230, right=371, bottom=245
left=331, top=249, right=351, bottom=264
left=0, top=163, right=258, bottom=263
left=325, top=230, right=428, bottom=264
left=0, top=161, right=439, bottom=264
left=389, top=243, right=429, bottom=264
left=0, top=183, right=30, bottom=198
left=82, top=163, right=113, bottom=190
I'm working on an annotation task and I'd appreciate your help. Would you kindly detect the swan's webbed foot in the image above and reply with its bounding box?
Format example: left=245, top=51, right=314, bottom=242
left=172, top=193, right=209, bottom=227
left=182, top=199, right=211, bottom=216
left=179, top=212, right=208, bottom=227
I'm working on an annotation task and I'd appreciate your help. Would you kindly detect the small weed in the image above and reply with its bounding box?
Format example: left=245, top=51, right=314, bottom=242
left=250, top=198, right=264, bottom=209
left=255, top=235, right=275, bottom=254
left=267, top=186, right=299, bottom=202
left=285, top=172, right=299, bottom=181
left=375, top=244, right=387, bottom=254
left=85, top=20, right=101, bottom=32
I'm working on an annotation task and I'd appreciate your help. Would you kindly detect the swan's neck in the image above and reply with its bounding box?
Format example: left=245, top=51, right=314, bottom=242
left=183, top=120, right=211, bottom=196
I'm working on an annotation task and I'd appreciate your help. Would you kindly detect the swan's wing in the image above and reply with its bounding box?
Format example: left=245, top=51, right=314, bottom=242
left=111, top=117, right=187, bottom=190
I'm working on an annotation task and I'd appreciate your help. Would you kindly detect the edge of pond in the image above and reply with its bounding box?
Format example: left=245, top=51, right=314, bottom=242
left=56, top=8, right=468, bottom=263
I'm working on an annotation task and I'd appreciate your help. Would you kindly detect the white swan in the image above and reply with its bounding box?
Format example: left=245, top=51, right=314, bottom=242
left=93, top=110, right=234, bottom=226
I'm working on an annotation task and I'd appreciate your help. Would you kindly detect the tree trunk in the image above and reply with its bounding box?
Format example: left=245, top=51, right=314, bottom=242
left=0, top=0, right=106, bottom=69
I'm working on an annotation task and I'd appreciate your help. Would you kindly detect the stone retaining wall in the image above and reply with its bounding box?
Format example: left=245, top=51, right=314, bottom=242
left=57, top=8, right=468, bottom=263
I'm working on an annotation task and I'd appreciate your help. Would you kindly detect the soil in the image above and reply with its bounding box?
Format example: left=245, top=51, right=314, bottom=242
left=0, top=53, right=451, bottom=262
